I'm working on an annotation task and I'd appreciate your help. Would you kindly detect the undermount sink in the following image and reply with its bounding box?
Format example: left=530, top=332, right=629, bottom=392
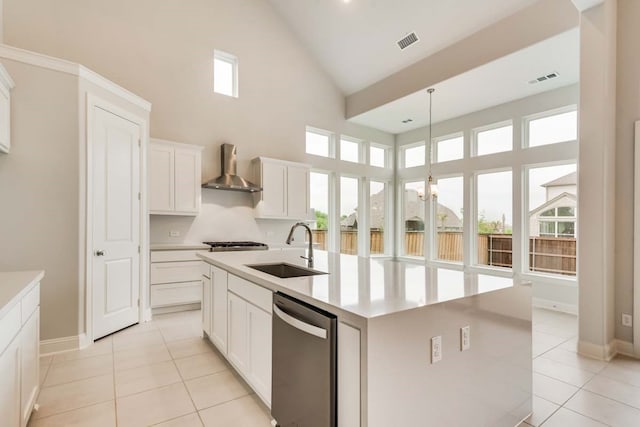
left=246, top=262, right=327, bottom=279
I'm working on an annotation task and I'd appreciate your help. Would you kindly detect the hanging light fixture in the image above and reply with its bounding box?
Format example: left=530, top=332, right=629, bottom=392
left=427, top=88, right=438, bottom=199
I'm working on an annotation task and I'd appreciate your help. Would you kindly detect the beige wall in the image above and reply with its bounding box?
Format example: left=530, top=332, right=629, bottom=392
left=614, top=0, right=640, bottom=342
left=0, top=59, right=80, bottom=340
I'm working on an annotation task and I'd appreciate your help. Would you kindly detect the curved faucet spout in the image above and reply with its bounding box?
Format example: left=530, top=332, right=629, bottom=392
left=286, top=222, right=314, bottom=268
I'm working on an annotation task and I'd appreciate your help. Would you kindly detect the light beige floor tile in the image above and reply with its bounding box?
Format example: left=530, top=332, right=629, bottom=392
left=167, top=337, right=215, bottom=360
left=185, top=370, right=252, bottom=410
left=40, top=357, right=53, bottom=386
left=539, top=347, right=607, bottom=374
left=609, top=355, right=640, bottom=373
left=533, top=373, right=579, bottom=405
left=584, top=374, right=640, bottom=410
left=565, top=389, right=640, bottom=426
left=175, top=352, right=228, bottom=380
left=113, top=329, right=165, bottom=352
left=599, top=363, right=640, bottom=388
left=33, top=374, right=114, bottom=419
left=116, top=382, right=195, bottom=427
left=40, top=354, right=54, bottom=366
left=525, top=396, right=559, bottom=427
left=115, top=360, right=182, bottom=397
left=559, top=337, right=578, bottom=352
left=113, top=320, right=158, bottom=337
left=533, top=357, right=595, bottom=387
left=28, top=400, right=115, bottom=427
left=44, top=354, right=113, bottom=387
left=114, top=343, right=171, bottom=371
left=153, top=412, right=203, bottom=427
left=199, top=394, right=271, bottom=427
left=533, top=332, right=567, bottom=358
left=541, top=408, right=608, bottom=427
left=52, top=337, right=113, bottom=363
left=160, top=323, right=203, bottom=343
left=153, top=311, right=200, bottom=328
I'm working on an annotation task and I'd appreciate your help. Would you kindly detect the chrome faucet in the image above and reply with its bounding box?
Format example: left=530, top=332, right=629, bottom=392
left=286, top=222, right=314, bottom=268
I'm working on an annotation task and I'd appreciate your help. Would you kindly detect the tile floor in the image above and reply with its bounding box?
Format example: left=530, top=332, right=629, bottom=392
left=29, top=307, right=640, bottom=426
left=30, top=310, right=272, bottom=426
left=519, top=308, right=640, bottom=426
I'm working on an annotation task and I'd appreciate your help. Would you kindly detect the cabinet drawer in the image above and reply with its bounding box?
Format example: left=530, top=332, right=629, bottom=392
left=150, top=281, right=202, bottom=307
left=150, top=250, right=207, bottom=262
left=0, top=302, right=20, bottom=355
left=150, top=261, right=203, bottom=284
left=228, top=275, right=272, bottom=313
left=21, top=283, right=40, bottom=324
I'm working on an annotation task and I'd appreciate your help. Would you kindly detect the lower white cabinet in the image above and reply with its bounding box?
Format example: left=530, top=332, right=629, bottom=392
left=150, top=249, right=207, bottom=311
left=210, top=266, right=228, bottom=354
left=202, top=274, right=212, bottom=337
left=0, top=336, right=21, bottom=426
left=246, top=303, right=272, bottom=403
left=20, top=309, right=39, bottom=427
left=227, top=292, right=248, bottom=373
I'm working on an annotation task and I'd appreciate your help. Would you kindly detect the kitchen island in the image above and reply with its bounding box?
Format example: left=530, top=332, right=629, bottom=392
left=198, top=249, right=532, bottom=427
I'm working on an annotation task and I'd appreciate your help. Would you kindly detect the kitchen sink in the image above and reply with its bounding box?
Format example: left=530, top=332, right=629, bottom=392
left=246, top=262, right=327, bottom=278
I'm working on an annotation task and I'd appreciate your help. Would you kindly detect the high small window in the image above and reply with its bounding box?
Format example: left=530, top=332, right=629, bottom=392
left=213, top=50, right=238, bottom=97
left=340, top=136, right=363, bottom=163
left=369, top=144, right=387, bottom=168
left=403, top=143, right=425, bottom=168
left=434, top=134, right=464, bottom=163
left=475, top=124, right=512, bottom=156
left=306, top=127, right=333, bottom=158
left=528, top=109, right=577, bottom=147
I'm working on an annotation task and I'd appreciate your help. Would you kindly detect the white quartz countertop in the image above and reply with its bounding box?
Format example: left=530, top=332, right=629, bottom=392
left=198, top=250, right=525, bottom=319
left=150, top=243, right=210, bottom=251
left=0, top=270, right=44, bottom=318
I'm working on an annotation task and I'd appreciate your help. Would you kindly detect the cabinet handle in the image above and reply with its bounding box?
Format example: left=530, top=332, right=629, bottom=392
left=95, top=250, right=105, bottom=256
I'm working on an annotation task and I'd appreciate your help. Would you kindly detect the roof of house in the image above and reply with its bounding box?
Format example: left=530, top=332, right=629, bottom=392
left=529, top=192, right=577, bottom=217
left=542, top=171, right=576, bottom=187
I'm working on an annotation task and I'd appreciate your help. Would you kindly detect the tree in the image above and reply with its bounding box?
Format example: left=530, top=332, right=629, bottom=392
left=315, top=210, right=328, bottom=230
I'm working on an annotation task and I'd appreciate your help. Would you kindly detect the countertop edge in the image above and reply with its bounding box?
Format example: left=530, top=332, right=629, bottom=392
left=0, top=270, right=44, bottom=319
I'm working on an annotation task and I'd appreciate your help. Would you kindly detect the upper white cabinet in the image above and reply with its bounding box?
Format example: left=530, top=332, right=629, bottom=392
left=0, top=64, right=15, bottom=154
left=252, top=157, right=310, bottom=219
left=149, top=139, right=203, bottom=215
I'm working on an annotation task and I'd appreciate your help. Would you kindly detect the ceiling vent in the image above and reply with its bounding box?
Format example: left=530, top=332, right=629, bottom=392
left=397, top=32, right=419, bottom=50
left=528, top=71, right=560, bottom=85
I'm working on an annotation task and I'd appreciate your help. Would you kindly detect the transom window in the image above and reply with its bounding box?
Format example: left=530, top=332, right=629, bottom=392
left=434, top=134, right=464, bottom=163
left=527, top=109, right=577, bottom=148
left=475, top=123, right=512, bottom=156
left=340, top=136, right=363, bottom=163
left=306, top=127, right=334, bottom=158
left=369, top=144, right=387, bottom=168
left=213, top=50, right=238, bottom=97
left=403, top=142, right=425, bottom=168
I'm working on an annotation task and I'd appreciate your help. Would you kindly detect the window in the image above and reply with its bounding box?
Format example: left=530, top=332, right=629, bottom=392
left=309, top=171, right=330, bottom=251
left=476, top=170, right=512, bottom=268
left=403, top=143, right=425, bottom=168
left=370, top=181, right=386, bottom=255
left=434, top=176, right=463, bottom=262
left=475, top=124, right=512, bottom=156
left=528, top=110, right=577, bottom=147
left=340, top=136, right=362, bottom=163
left=340, top=176, right=359, bottom=255
left=403, top=181, right=425, bottom=256
left=528, top=164, right=577, bottom=276
left=434, top=134, right=464, bottom=163
left=306, top=127, right=333, bottom=158
left=213, top=50, right=238, bottom=97
left=370, top=144, right=387, bottom=168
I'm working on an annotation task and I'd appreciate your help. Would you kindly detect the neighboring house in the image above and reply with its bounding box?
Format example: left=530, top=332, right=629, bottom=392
left=529, top=172, right=577, bottom=238
left=342, top=189, right=462, bottom=232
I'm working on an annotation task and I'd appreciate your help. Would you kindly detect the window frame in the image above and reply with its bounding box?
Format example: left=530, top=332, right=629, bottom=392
left=305, top=126, right=336, bottom=159
left=369, top=143, right=389, bottom=168
left=433, top=132, right=464, bottom=164
left=400, top=141, right=426, bottom=169
left=340, top=135, right=365, bottom=164
left=523, top=105, right=578, bottom=149
left=213, top=49, right=239, bottom=98
left=472, top=120, right=513, bottom=157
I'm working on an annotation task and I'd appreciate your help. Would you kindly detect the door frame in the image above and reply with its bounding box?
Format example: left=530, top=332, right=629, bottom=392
left=634, top=120, right=640, bottom=357
left=82, top=92, right=149, bottom=346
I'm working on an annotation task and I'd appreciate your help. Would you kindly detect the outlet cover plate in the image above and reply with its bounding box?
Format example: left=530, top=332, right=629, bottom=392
left=622, top=313, right=633, bottom=327
left=431, top=336, right=442, bottom=363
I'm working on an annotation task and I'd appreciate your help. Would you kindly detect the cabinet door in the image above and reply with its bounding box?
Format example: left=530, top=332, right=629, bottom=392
left=259, top=162, right=287, bottom=217
left=20, top=308, right=38, bottom=427
left=202, top=275, right=212, bottom=337
left=0, top=336, right=21, bottom=427
left=227, top=292, right=247, bottom=372
left=287, top=165, right=310, bottom=219
left=174, top=148, right=201, bottom=214
left=149, top=144, right=174, bottom=212
left=211, top=266, right=228, bottom=354
left=247, top=304, right=272, bottom=405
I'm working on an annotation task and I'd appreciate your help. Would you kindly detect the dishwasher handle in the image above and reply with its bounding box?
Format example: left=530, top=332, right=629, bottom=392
left=273, top=304, right=327, bottom=339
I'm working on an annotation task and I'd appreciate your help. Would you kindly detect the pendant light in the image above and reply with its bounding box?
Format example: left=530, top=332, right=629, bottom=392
left=427, top=88, right=438, bottom=199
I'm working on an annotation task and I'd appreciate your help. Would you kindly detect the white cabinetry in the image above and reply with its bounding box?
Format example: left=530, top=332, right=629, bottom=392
left=0, top=273, right=41, bottom=427
left=252, top=157, right=310, bottom=219
left=202, top=273, right=211, bottom=337
left=0, top=64, right=15, bottom=154
left=150, top=249, right=206, bottom=313
left=149, top=139, right=203, bottom=215
left=210, top=265, right=228, bottom=353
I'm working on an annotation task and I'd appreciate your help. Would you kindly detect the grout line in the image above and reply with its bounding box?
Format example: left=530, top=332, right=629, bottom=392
left=112, top=339, right=119, bottom=427
left=30, top=398, right=115, bottom=422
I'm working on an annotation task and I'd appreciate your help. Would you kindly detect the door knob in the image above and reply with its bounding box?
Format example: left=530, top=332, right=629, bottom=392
left=95, top=250, right=105, bottom=256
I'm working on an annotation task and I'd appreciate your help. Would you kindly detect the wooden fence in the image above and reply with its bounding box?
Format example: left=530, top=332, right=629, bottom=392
left=311, top=230, right=576, bottom=275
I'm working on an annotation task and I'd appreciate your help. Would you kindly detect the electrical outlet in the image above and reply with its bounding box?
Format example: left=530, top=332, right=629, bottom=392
left=622, top=313, right=633, bottom=327
left=431, top=336, right=442, bottom=364
left=460, top=326, right=470, bottom=351
left=169, top=230, right=180, bottom=237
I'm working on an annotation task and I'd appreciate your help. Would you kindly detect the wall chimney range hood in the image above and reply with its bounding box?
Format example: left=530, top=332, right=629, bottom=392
left=202, top=143, right=262, bottom=193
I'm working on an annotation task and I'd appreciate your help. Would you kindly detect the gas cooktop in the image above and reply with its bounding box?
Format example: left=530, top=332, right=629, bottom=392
left=202, top=241, right=269, bottom=252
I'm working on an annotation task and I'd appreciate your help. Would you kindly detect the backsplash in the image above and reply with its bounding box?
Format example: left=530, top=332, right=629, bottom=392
left=149, top=190, right=307, bottom=247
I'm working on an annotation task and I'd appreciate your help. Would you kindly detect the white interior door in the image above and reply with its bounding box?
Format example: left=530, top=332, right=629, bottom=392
left=92, top=106, right=141, bottom=340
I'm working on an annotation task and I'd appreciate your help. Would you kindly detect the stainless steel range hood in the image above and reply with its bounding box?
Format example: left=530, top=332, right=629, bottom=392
left=202, top=143, right=262, bottom=193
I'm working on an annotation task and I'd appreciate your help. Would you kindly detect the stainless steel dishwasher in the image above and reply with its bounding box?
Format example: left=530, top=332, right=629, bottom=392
left=271, top=292, right=337, bottom=427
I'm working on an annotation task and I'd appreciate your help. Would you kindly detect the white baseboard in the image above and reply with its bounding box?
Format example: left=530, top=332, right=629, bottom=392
left=614, top=339, right=638, bottom=358
left=578, top=338, right=617, bottom=361
left=532, top=297, right=578, bottom=315
left=152, top=303, right=201, bottom=316
left=40, top=335, right=81, bottom=355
